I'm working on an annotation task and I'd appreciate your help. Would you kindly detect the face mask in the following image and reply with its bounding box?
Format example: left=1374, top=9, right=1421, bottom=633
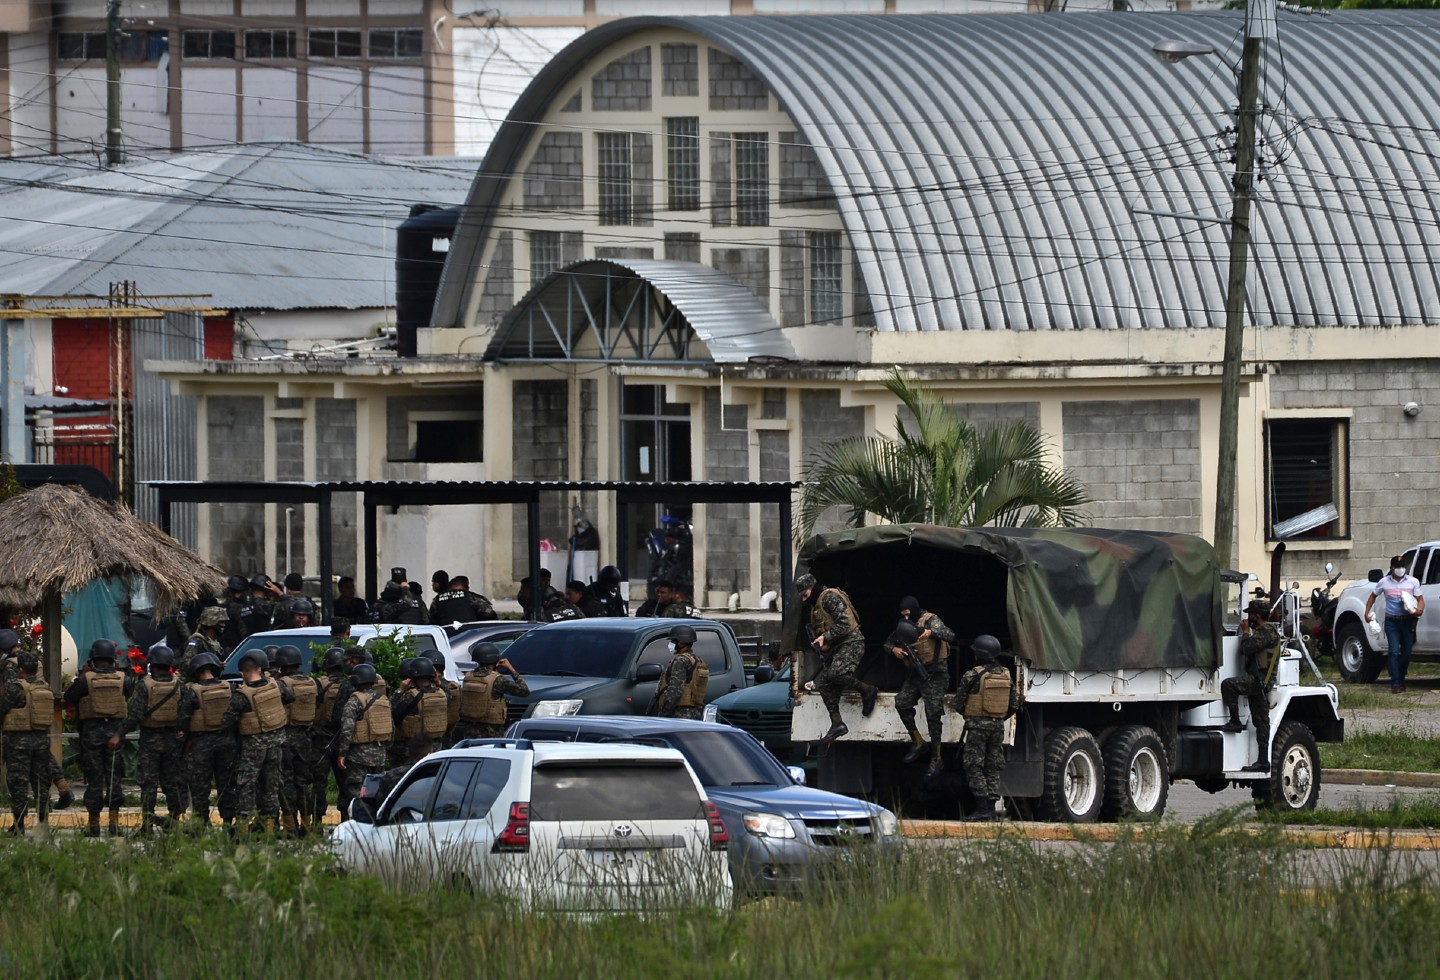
left=667, top=641, right=677, bottom=655
left=1393, top=567, right=1406, bottom=579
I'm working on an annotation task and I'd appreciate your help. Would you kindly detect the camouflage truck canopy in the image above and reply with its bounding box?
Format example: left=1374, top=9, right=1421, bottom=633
left=785, top=525, right=1223, bottom=672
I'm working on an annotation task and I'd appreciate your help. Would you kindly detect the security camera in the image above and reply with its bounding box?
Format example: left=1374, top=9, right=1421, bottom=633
left=1403, top=401, right=1421, bottom=418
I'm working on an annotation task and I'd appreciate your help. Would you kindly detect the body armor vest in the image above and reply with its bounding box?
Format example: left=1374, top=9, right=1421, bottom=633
left=963, top=668, right=1012, bottom=719
left=285, top=676, right=318, bottom=726
left=318, top=675, right=344, bottom=728
left=351, top=692, right=393, bottom=744
left=189, top=681, right=231, bottom=732
left=400, top=687, right=448, bottom=739
left=78, top=671, right=126, bottom=721
left=140, top=675, right=183, bottom=727
left=442, top=679, right=461, bottom=730
left=458, top=671, right=506, bottom=724
left=813, top=589, right=861, bottom=639
left=3, top=678, right=53, bottom=732
left=677, top=653, right=708, bottom=710
left=914, top=612, right=948, bottom=666
left=237, top=679, right=287, bottom=735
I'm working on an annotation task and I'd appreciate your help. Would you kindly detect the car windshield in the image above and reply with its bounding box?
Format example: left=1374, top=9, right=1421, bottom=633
left=503, top=629, right=634, bottom=678
left=529, top=762, right=701, bottom=821
left=660, top=731, right=788, bottom=788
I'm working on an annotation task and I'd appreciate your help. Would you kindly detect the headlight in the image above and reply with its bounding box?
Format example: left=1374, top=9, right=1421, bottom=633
left=742, top=812, right=796, bottom=839
left=702, top=704, right=719, bottom=723
left=530, top=699, right=583, bottom=718
left=876, top=809, right=900, bottom=838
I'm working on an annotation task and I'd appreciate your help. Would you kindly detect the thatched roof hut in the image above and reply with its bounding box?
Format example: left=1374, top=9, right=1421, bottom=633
left=0, top=483, right=225, bottom=615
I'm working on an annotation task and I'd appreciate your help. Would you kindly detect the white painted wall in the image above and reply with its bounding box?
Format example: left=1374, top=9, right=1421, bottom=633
left=451, top=25, right=583, bottom=157
left=369, top=66, right=426, bottom=154
left=308, top=66, right=367, bottom=152
left=241, top=69, right=299, bottom=143
left=182, top=67, right=239, bottom=148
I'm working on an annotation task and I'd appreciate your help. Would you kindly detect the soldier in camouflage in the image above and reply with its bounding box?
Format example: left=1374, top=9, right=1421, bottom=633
left=274, top=645, right=320, bottom=833
left=956, top=635, right=1019, bottom=820
left=1223, top=599, right=1278, bottom=773
left=116, top=645, right=188, bottom=834
left=64, top=639, right=137, bottom=837
left=335, top=663, right=393, bottom=820
left=648, top=624, right=708, bottom=720
left=0, top=628, right=72, bottom=812
left=390, top=657, right=451, bottom=761
left=184, top=606, right=230, bottom=675
left=224, top=649, right=295, bottom=832
left=178, top=651, right=237, bottom=829
left=426, top=651, right=462, bottom=747
left=452, top=643, right=529, bottom=742
left=310, top=647, right=349, bottom=826
left=796, top=574, right=878, bottom=745
left=1, top=653, right=55, bottom=834
left=887, top=596, right=956, bottom=775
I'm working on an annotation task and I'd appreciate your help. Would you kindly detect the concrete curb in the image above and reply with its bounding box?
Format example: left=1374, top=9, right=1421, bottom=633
left=0, top=809, right=343, bottom=832
left=1325, top=768, right=1440, bottom=788
left=901, top=819, right=1440, bottom=850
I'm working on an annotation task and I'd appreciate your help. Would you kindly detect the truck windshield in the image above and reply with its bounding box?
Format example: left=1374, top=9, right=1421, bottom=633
left=661, top=731, right=788, bottom=788
left=503, top=629, right=634, bottom=678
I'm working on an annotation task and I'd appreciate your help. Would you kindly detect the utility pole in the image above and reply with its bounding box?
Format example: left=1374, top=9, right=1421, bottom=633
left=106, top=0, right=123, bottom=166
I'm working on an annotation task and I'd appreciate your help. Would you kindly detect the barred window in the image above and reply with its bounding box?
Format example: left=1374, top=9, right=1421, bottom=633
left=182, top=30, right=236, bottom=60
left=666, top=117, right=700, bottom=212
left=309, top=29, right=362, bottom=59
left=63, top=30, right=168, bottom=62
left=245, top=29, right=296, bottom=60
left=809, top=231, right=844, bottom=325
left=530, top=231, right=565, bottom=286
left=598, top=132, right=635, bottom=226
left=370, top=28, right=423, bottom=60
left=734, top=133, right=769, bottom=227
left=58, top=32, right=106, bottom=60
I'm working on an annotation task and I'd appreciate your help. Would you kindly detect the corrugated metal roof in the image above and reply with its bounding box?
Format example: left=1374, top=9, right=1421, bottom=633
left=436, top=11, right=1440, bottom=333
left=487, top=258, right=795, bottom=363
left=0, top=143, right=476, bottom=312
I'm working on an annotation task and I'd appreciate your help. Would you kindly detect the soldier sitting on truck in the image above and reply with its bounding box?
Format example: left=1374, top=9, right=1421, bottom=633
left=886, top=596, right=955, bottom=773
left=1222, top=599, right=1279, bottom=772
left=956, top=635, right=1018, bottom=820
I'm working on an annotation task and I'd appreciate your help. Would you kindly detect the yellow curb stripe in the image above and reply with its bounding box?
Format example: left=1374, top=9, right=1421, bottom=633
left=900, top=819, right=1440, bottom=850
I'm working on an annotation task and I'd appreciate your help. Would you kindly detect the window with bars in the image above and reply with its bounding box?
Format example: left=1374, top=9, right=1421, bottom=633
left=182, top=30, right=236, bottom=60
left=598, top=132, right=635, bottom=226
left=809, top=231, right=844, bottom=324
left=61, top=30, right=168, bottom=62
left=530, top=231, right=565, bottom=286
left=245, top=29, right=297, bottom=59
left=370, top=27, right=423, bottom=59
left=309, top=29, right=362, bottom=59
left=734, top=133, right=769, bottom=227
left=57, top=32, right=106, bottom=60
left=1265, top=417, right=1349, bottom=540
left=666, top=117, right=700, bottom=212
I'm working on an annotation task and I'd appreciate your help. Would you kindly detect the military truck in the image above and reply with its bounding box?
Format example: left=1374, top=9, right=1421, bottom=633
left=786, top=525, right=1343, bottom=820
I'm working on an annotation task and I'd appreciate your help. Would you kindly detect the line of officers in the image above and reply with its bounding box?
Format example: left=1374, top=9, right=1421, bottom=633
left=0, top=636, right=529, bottom=837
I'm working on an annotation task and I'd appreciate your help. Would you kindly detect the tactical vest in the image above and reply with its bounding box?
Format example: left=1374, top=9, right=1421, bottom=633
left=459, top=671, right=507, bottom=725
left=677, top=653, right=708, bottom=710
left=285, top=675, right=318, bottom=726
left=318, top=674, right=345, bottom=728
left=237, top=679, right=287, bottom=735
left=914, top=612, right=949, bottom=666
left=813, top=588, right=861, bottom=639
left=963, top=668, right=1012, bottom=719
left=442, top=679, right=461, bottom=730
left=140, top=675, right=183, bottom=728
left=77, top=671, right=127, bottom=721
left=3, top=678, right=53, bottom=732
left=400, top=687, right=449, bottom=739
left=189, top=681, right=231, bottom=733
left=351, top=691, right=393, bottom=744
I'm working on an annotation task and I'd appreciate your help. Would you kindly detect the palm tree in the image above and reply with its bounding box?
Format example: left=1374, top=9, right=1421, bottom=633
left=797, top=367, right=1089, bottom=538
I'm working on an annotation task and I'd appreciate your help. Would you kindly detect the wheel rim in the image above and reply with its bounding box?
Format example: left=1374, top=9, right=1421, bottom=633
left=1339, top=635, right=1365, bottom=674
left=1281, top=744, right=1314, bottom=808
left=1127, top=746, right=1164, bottom=813
left=1064, top=749, right=1099, bottom=816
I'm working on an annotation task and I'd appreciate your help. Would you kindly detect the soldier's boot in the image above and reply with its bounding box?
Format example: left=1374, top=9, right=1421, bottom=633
left=860, top=684, right=879, bottom=718
left=107, top=807, right=122, bottom=837
left=86, top=812, right=103, bottom=838
left=1221, top=704, right=1245, bottom=733
left=818, top=712, right=848, bottom=746
left=902, top=730, right=925, bottom=765
left=262, top=816, right=278, bottom=835
left=924, top=744, right=945, bottom=781
left=139, top=812, right=156, bottom=837
left=8, top=809, right=24, bottom=835
left=1243, top=738, right=1272, bottom=772
left=282, top=811, right=299, bottom=835
left=54, top=778, right=74, bottom=810
left=964, top=797, right=995, bottom=822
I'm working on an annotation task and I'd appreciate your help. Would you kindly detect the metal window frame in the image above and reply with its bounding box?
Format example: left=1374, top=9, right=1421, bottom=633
left=597, top=132, right=635, bottom=226
left=181, top=29, right=237, bottom=61
left=808, top=230, right=843, bottom=324
left=369, top=27, right=423, bottom=60
left=665, top=117, right=701, bottom=212
left=529, top=230, right=565, bottom=287
left=1262, top=415, right=1351, bottom=542
left=733, top=133, right=770, bottom=228
left=308, top=28, right=363, bottom=60
left=244, top=29, right=297, bottom=60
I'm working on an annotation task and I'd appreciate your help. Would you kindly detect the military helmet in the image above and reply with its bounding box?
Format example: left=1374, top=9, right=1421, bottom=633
left=148, top=646, right=176, bottom=668
left=350, top=663, right=378, bottom=687
left=263, top=645, right=280, bottom=669
left=668, top=624, right=697, bottom=646
left=971, top=635, right=1002, bottom=662
left=0, top=627, right=19, bottom=650
left=321, top=647, right=347, bottom=671
left=1245, top=599, right=1270, bottom=617
left=598, top=565, right=622, bottom=588
left=250, top=573, right=272, bottom=591
left=190, top=652, right=221, bottom=678
left=469, top=641, right=501, bottom=666
left=16, top=652, right=39, bottom=673
left=289, top=598, right=315, bottom=617
left=226, top=574, right=248, bottom=593
left=89, top=639, right=119, bottom=662
left=198, top=606, right=229, bottom=629
left=277, top=645, right=303, bottom=669
left=892, top=619, right=922, bottom=646
left=399, top=657, right=430, bottom=680
left=237, top=650, right=268, bottom=672
left=426, top=650, right=445, bottom=671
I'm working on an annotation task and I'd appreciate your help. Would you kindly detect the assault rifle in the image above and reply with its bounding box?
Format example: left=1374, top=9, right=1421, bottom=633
left=804, top=624, right=828, bottom=659
left=890, top=619, right=930, bottom=682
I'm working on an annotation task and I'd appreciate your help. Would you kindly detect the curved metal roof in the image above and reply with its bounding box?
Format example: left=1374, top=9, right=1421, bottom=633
left=486, top=259, right=795, bottom=363
left=436, top=11, right=1440, bottom=335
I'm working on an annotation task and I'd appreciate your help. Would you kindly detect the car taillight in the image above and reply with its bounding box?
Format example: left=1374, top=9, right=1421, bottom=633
left=493, top=802, right=530, bottom=853
left=704, top=801, right=729, bottom=851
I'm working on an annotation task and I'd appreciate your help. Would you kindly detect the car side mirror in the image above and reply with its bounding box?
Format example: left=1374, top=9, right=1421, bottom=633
left=1324, top=562, right=1335, bottom=576
left=634, top=663, right=664, bottom=683
left=787, top=766, right=807, bottom=786
left=1368, top=569, right=1383, bottom=584
left=348, top=797, right=376, bottom=825
left=753, top=663, right=775, bottom=684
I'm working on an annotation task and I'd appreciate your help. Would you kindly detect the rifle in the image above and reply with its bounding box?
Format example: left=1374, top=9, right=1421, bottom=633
left=891, top=619, right=930, bottom=682
left=804, top=624, right=828, bottom=659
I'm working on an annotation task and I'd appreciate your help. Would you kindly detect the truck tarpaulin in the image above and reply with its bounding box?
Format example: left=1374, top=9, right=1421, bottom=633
left=785, top=525, right=1223, bottom=672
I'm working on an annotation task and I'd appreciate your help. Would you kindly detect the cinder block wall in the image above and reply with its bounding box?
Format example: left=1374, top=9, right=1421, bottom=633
left=1063, top=399, right=1201, bottom=534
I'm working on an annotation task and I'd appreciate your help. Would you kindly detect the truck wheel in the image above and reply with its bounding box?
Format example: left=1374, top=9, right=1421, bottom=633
left=1100, top=725, right=1169, bottom=822
left=1038, top=726, right=1103, bottom=823
left=1252, top=721, right=1321, bottom=812
left=1336, top=623, right=1383, bottom=684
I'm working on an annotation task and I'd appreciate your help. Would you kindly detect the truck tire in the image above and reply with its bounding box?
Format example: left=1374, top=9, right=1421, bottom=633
left=1038, top=726, right=1104, bottom=823
left=1252, top=720, right=1321, bottom=812
left=1336, top=622, right=1383, bottom=684
left=1100, top=725, right=1169, bottom=822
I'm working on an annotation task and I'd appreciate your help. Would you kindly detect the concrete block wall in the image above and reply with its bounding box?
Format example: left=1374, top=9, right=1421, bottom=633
left=1063, top=398, right=1201, bottom=534
left=480, top=232, right=514, bottom=322
left=703, top=390, right=750, bottom=593
left=711, top=247, right=771, bottom=312
left=512, top=379, right=570, bottom=577
left=317, top=398, right=358, bottom=578
left=664, top=232, right=700, bottom=263
left=708, top=48, right=767, bottom=110
left=592, top=47, right=652, bottom=111
left=207, top=394, right=264, bottom=572
left=779, top=230, right=805, bottom=327
left=523, top=131, right=584, bottom=210
left=662, top=42, right=699, bottom=97
left=779, top=131, right=835, bottom=209
left=801, top=389, right=865, bottom=534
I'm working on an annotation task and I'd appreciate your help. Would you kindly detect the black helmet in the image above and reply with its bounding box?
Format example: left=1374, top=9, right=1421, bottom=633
left=399, top=657, right=430, bottom=680
left=250, top=573, right=272, bottom=591
left=277, top=645, right=303, bottom=670
left=598, top=565, right=622, bottom=588
left=321, top=647, right=347, bottom=671
left=351, top=663, right=378, bottom=687
left=0, top=627, right=21, bottom=650
left=289, top=598, right=315, bottom=618
left=238, top=650, right=268, bottom=672
left=263, top=645, right=280, bottom=668
left=469, top=641, right=501, bottom=666
left=226, top=574, right=248, bottom=593
left=669, top=624, right=697, bottom=646
left=892, top=619, right=922, bottom=646
left=16, top=652, right=39, bottom=673
left=426, top=650, right=445, bottom=671
left=89, top=639, right=119, bottom=662
left=148, top=646, right=176, bottom=668
left=971, top=635, right=1002, bottom=662
left=190, top=652, right=221, bottom=678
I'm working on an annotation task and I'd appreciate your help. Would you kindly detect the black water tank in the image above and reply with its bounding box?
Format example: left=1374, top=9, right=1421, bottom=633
left=394, top=204, right=461, bottom=357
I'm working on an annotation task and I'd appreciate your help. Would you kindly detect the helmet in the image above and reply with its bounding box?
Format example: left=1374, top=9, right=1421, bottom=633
left=16, top=652, right=38, bottom=673
left=289, top=598, right=315, bottom=618
left=598, top=565, right=622, bottom=588
left=399, top=657, right=430, bottom=680
left=668, top=624, right=697, bottom=646
left=794, top=574, right=817, bottom=599
left=190, top=652, right=221, bottom=678
left=426, top=650, right=445, bottom=671
left=350, top=663, right=378, bottom=687
left=1245, top=599, right=1270, bottom=617
left=277, top=645, right=303, bottom=670
left=148, top=646, right=176, bottom=668
left=321, top=647, right=347, bottom=671
left=263, top=645, right=280, bottom=669
left=892, top=619, right=922, bottom=646
left=89, top=639, right=119, bottom=662
left=237, top=650, right=267, bottom=671
left=971, top=635, right=1002, bottom=662
left=226, top=574, right=248, bottom=593
left=250, top=573, right=272, bottom=591
left=0, top=627, right=19, bottom=650
left=469, top=641, right=501, bottom=666
left=198, top=606, right=229, bottom=629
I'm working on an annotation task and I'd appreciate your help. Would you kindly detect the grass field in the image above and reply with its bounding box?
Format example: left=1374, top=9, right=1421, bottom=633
left=1321, top=725, right=1440, bottom=774
left=1, top=818, right=1436, bottom=977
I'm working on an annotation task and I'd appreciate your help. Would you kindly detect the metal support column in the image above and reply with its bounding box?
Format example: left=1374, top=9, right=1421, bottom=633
left=362, top=494, right=378, bottom=606
left=527, top=497, right=542, bottom=623
left=318, top=490, right=334, bottom=623
left=1, top=318, right=26, bottom=465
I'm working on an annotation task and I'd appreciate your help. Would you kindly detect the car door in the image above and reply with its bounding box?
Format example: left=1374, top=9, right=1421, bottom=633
left=1418, top=549, right=1440, bottom=651
left=362, top=760, right=444, bottom=884
left=426, top=757, right=515, bottom=890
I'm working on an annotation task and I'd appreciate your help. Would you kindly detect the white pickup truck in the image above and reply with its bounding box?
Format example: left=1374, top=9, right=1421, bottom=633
left=1333, top=541, right=1440, bottom=683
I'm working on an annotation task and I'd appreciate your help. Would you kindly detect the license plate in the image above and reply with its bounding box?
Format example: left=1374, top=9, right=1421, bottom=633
left=591, top=850, right=646, bottom=867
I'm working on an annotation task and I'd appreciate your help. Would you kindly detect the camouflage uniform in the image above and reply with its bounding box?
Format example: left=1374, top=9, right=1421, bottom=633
left=278, top=671, right=320, bottom=830
left=450, top=666, right=529, bottom=742
left=659, top=599, right=699, bottom=619
left=225, top=677, right=295, bottom=824
left=956, top=663, right=1019, bottom=801
left=63, top=666, right=136, bottom=822
left=182, top=631, right=226, bottom=677
left=1223, top=620, right=1279, bottom=755
left=649, top=648, right=707, bottom=720
left=179, top=678, right=238, bottom=825
left=335, top=689, right=392, bottom=815
left=891, top=611, right=955, bottom=749
left=389, top=681, right=452, bottom=761
left=2, top=657, right=68, bottom=805
left=121, top=674, right=189, bottom=825
left=0, top=673, right=53, bottom=828
left=310, top=667, right=348, bottom=825
left=811, top=588, right=870, bottom=716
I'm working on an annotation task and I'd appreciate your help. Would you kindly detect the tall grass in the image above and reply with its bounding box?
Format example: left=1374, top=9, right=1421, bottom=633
left=1, top=816, right=1436, bottom=977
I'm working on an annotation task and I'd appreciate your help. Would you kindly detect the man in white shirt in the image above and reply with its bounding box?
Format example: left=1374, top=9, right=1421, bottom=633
left=1364, top=555, right=1425, bottom=693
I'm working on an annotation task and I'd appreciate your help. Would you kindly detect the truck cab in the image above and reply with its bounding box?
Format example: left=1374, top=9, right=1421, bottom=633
left=1333, top=542, right=1440, bottom=683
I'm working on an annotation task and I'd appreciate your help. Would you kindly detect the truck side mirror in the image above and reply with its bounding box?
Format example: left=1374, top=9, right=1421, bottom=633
left=634, top=663, right=664, bottom=683
left=1368, top=569, right=1383, bottom=584
left=753, top=663, right=775, bottom=684
left=348, top=797, right=376, bottom=825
